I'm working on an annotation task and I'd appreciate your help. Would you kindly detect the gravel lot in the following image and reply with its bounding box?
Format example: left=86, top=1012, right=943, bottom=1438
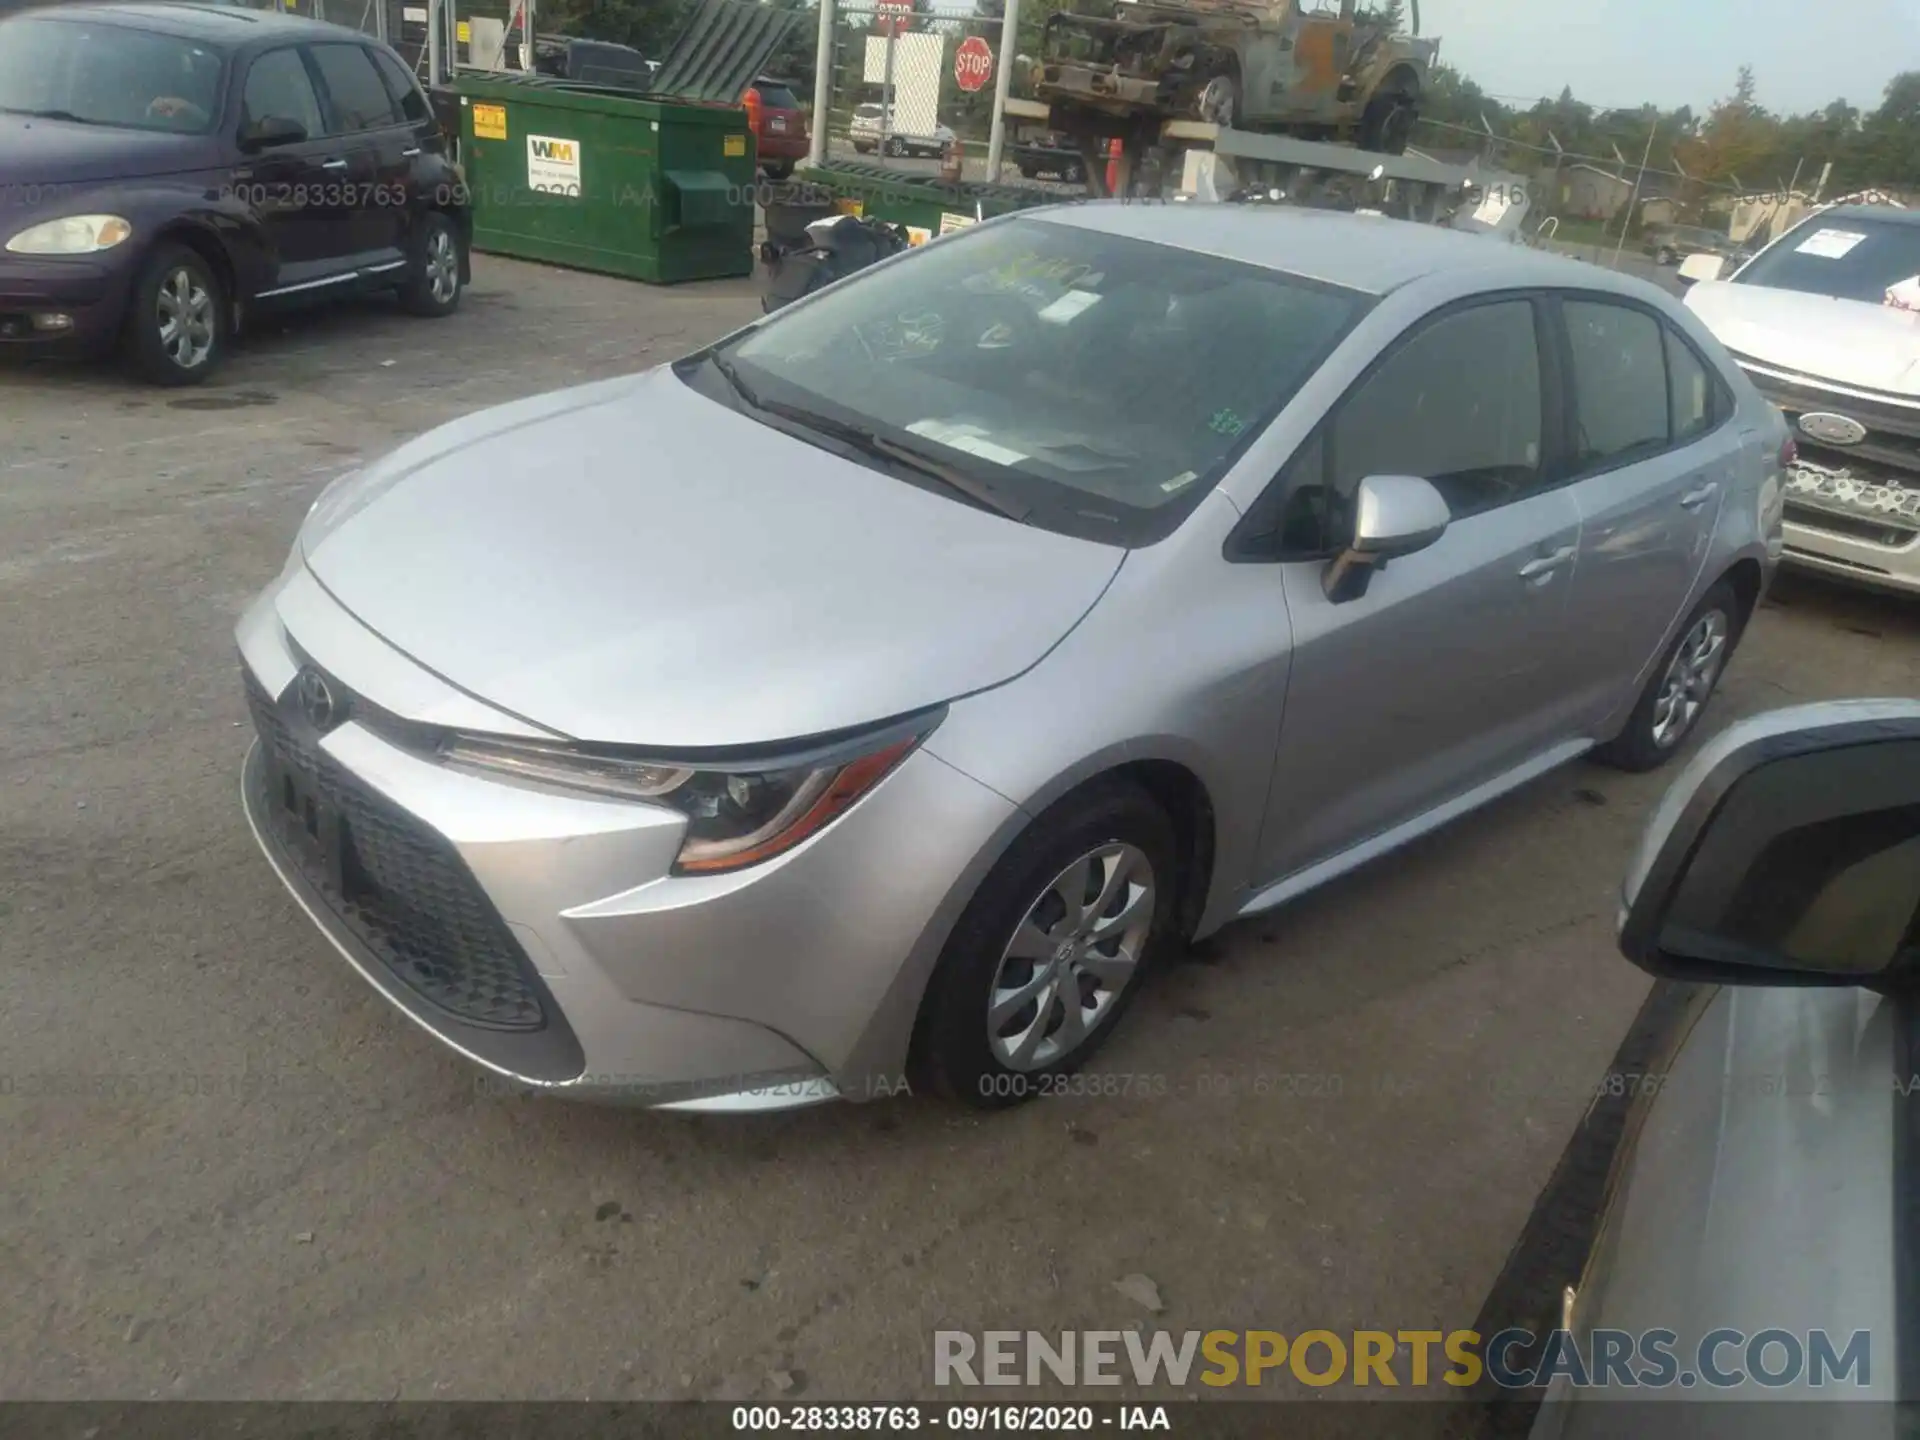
left=3, top=253, right=1915, bottom=1407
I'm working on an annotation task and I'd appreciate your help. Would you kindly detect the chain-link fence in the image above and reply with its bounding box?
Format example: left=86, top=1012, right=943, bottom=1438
left=822, top=4, right=1034, bottom=186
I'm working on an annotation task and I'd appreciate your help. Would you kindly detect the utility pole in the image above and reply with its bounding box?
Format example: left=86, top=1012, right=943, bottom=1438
left=809, top=0, right=835, bottom=169
left=984, top=0, right=1021, bottom=182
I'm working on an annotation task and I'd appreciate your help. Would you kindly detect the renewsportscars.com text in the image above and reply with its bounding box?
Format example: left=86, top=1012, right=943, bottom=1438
left=934, top=1327, right=1871, bottom=1389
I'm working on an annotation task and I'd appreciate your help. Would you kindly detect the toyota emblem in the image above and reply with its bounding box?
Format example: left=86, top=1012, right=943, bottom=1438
left=294, top=666, right=339, bottom=733
left=1798, top=411, right=1868, bottom=447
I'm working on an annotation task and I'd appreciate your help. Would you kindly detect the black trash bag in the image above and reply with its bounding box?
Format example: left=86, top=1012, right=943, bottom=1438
left=761, top=215, right=912, bottom=313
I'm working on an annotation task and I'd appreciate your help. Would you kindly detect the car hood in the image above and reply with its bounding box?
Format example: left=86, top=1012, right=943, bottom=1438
left=1687, top=278, right=1920, bottom=397
left=299, top=368, right=1125, bottom=748
left=0, top=114, right=211, bottom=187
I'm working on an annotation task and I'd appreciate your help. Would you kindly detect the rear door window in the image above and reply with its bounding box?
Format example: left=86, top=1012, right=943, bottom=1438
left=307, top=42, right=399, bottom=133
left=1563, top=298, right=1670, bottom=469
left=1665, top=327, right=1718, bottom=441
left=754, top=84, right=800, bottom=108
left=371, top=47, right=431, bottom=124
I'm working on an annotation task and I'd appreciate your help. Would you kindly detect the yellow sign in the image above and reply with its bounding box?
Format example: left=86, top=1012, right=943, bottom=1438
left=472, top=103, right=507, bottom=141
left=456, top=19, right=470, bottom=42
left=835, top=198, right=864, bottom=218
left=723, top=133, right=747, bottom=158
left=906, top=225, right=932, bottom=246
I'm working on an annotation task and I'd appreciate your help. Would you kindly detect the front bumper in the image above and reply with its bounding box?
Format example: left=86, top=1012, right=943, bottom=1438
left=236, top=559, right=1018, bottom=1107
left=1779, top=460, right=1920, bottom=597
left=0, top=253, right=133, bottom=356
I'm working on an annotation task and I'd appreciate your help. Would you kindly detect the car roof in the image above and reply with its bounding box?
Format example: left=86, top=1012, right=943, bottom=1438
left=1815, top=204, right=1920, bottom=228
left=1035, top=203, right=1658, bottom=299
left=12, top=2, right=377, bottom=46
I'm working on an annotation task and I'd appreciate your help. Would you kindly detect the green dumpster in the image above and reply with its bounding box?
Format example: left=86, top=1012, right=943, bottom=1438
left=793, top=162, right=1062, bottom=242
left=451, top=74, right=757, bottom=284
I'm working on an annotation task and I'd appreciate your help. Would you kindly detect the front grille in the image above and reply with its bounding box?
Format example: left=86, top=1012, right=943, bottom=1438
left=245, top=672, right=547, bottom=1031
left=1737, top=361, right=1920, bottom=474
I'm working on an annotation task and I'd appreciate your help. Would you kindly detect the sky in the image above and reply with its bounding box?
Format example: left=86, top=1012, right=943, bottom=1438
left=1422, top=0, right=1917, bottom=118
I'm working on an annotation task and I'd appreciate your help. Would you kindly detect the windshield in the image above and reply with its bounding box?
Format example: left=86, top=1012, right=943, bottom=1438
left=0, top=18, right=225, bottom=134
left=714, top=216, right=1367, bottom=545
left=1735, top=215, right=1920, bottom=304
left=755, top=85, right=800, bottom=108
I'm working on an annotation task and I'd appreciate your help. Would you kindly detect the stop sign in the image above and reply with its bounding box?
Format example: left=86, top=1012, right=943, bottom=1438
left=876, top=0, right=911, bottom=37
left=954, top=35, right=994, bottom=92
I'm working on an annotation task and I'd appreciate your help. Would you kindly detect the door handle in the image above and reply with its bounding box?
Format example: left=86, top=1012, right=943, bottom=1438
left=1679, top=482, right=1719, bottom=511
left=320, top=158, right=349, bottom=171
left=402, top=146, right=421, bottom=157
left=1518, top=545, right=1577, bottom=580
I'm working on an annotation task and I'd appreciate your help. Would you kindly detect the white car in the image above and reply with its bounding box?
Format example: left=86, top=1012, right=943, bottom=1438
left=849, top=102, right=954, bottom=158
left=1682, top=203, right=1920, bottom=597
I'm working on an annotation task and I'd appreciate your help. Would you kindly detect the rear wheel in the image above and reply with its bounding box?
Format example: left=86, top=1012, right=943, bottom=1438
left=762, top=161, right=794, bottom=180
left=1656, top=246, right=1677, bottom=265
left=914, top=779, right=1181, bottom=1109
left=124, top=243, right=225, bottom=386
left=884, top=135, right=907, bottom=157
left=397, top=211, right=464, bottom=318
left=1196, top=72, right=1238, bottom=128
left=1593, top=580, right=1742, bottom=772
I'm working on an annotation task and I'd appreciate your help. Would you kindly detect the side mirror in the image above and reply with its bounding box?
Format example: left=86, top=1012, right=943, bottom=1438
left=1619, top=700, right=1920, bottom=989
left=240, top=115, right=306, bottom=151
left=1322, top=474, right=1450, bottom=603
left=1676, top=252, right=1726, bottom=288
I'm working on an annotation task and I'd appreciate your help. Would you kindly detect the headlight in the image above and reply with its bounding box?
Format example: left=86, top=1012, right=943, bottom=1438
left=5, top=215, right=133, bottom=255
left=438, top=714, right=939, bottom=874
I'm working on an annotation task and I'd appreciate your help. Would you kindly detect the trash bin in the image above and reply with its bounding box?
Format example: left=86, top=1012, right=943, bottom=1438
left=451, top=73, right=757, bottom=284
left=793, top=162, right=1062, bottom=243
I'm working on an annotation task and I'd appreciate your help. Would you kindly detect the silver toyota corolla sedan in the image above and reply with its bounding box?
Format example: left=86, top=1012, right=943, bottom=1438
left=236, top=205, right=1787, bottom=1111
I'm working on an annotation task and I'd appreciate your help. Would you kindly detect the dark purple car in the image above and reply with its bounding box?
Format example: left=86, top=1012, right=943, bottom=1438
left=0, top=3, right=471, bottom=384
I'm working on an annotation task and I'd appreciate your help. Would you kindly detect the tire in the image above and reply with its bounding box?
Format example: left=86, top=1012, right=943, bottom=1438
left=762, top=161, right=794, bottom=180
left=853, top=141, right=873, bottom=154
left=884, top=135, right=906, bottom=157
left=1360, top=90, right=1417, bottom=155
left=913, top=779, right=1182, bottom=1109
left=123, top=242, right=225, bottom=386
left=1657, top=246, right=1676, bottom=266
left=1196, top=72, right=1238, bottom=128
left=1592, top=580, right=1743, bottom=773
left=397, top=211, right=464, bottom=318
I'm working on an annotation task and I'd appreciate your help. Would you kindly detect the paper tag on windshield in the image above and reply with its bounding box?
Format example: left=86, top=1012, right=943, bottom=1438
left=906, top=419, right=1027, bottom=466
left=1887, top=276, right=1920, bottom=313
left=1472, top=191, right=1511, bottom=225
left=1795, top=228, right=1867, bottom=259
left=1036, top=290, right=1103, bottom=324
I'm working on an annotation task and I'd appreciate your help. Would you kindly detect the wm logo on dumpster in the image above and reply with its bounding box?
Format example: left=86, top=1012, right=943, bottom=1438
left=530, top=139, right=576, bottom=163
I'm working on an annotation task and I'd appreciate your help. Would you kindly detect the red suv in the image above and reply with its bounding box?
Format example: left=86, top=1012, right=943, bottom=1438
left=743, top=78, right=808, bottom=179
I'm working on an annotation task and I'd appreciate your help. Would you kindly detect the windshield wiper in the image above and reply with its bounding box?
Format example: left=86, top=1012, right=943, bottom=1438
left=3, top=107, right=100, bottom=124
left=705, top=354, right=1031, bottom=522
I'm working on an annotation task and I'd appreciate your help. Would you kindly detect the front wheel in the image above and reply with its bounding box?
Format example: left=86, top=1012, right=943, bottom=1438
left=913, top=779, right=1181, bottom=1109
left=124, top=243, right=225, bottom=386
left=1593, top=580, right=1742, bottom=773
left=397, top=212, right=464, bottom=318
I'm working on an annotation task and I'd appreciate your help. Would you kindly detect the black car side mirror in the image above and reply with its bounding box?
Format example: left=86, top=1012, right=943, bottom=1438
left=1618, top=701, right=1920, bottom=990
left=240, top=116, right=307, bottom=151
